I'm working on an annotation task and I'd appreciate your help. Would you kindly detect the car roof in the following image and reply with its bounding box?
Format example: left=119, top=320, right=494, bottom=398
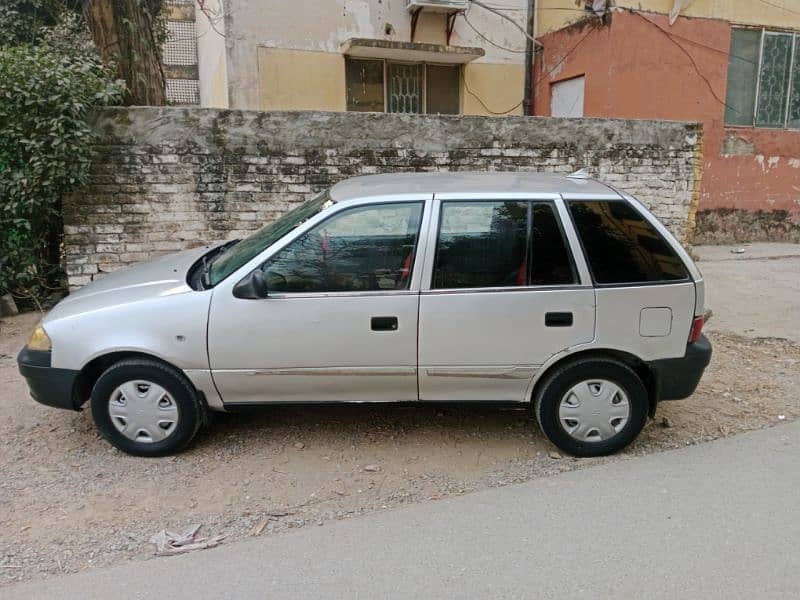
left=328, top=171, right=617, bottom=202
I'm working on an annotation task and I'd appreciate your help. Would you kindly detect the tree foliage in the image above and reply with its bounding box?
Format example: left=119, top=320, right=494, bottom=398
left=0, top=6, right=124, bottom=307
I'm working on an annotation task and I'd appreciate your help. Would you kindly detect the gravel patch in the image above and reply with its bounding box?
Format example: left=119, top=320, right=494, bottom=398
left=1, top=311, right=798, bottom=586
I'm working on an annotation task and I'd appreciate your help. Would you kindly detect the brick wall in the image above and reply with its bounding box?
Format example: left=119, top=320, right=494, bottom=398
left=64, top=108, right=702, bottom=288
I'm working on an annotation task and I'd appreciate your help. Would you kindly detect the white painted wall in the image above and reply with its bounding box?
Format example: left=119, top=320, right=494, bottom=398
left=216, top=0, right=530, bottom=109
left=550, top=76, right=585, bottom=118
left=195, top=0, right=228, bottom=108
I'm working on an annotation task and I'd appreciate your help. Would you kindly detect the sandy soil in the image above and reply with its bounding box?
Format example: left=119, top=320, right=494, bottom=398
left=1, top=310, right=798, bottom=586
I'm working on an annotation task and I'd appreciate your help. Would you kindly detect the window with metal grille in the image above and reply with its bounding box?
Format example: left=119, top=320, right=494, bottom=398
left=725, top=28, right=800, bottom=129
left=166, top=79, right=199, bottom=104
left=164, top=21, right=198, bottom=66
left=345, top=58, right=460, bottom=114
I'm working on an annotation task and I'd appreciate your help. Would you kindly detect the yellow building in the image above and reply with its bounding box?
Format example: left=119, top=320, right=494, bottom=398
left=192, top=0, right=534, bottom=116
left=536, top=0, right=800, bottom=35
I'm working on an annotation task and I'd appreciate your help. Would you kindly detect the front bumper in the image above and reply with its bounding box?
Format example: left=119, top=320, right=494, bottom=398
left=17, top=347, right=81, bottom=411
left=649, top=334, right=713, bottom=402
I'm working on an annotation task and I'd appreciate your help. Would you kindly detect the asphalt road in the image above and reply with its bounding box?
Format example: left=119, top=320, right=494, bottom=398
left=696, top=243, right=800, bottom=342
left=6, top=420, right=799, bottom=599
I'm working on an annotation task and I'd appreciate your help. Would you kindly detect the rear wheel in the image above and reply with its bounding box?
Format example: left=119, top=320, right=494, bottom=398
left=91, top=358, right=205, bottom=457
left=534, top=358, right=648, bottom=457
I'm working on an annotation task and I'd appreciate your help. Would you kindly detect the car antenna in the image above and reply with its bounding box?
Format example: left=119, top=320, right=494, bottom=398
left=566, top=168, right=592, bottom=179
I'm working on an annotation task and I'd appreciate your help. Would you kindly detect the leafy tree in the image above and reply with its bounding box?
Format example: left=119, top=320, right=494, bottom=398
left=0, top=8, right=124, bottom=308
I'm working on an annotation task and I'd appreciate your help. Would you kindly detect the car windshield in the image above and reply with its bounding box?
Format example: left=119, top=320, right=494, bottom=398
left=208, top=190, right=332, bottom=286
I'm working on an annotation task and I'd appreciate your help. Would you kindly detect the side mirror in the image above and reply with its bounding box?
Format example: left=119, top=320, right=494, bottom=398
left=233, top=269, right=269, bottom=299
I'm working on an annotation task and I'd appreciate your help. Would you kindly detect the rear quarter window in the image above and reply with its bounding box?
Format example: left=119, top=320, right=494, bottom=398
left=566, top=200, right=688, bottom=285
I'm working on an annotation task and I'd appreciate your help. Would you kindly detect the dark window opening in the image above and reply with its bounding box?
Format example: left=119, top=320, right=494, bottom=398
left=346, top=59, right=384, bottom=112
left=345, top=58, right=460, bottom=115
left=529, top=203, right=577, bottom=285
left=567, top=200, right=688, bottom=285
left=432, top=201, right=577, bottom=289
left=425, top=64, right=460, bottom=114
left=262, top=202, right=423, bottom=293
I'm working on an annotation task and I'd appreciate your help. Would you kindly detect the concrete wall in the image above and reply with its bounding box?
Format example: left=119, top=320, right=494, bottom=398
left=532, top=10, right=800, bottom=236
left=200, top=0, right=527, bottom=115
left=63, top=107, right=701, bottom=288
left=194, top=0, right=228, bottom=108
left=536, top=0, right=800, bottom=35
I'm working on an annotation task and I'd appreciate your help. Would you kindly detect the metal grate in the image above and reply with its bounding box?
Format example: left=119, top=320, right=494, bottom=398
left=790, top=41, right=800, bottom=128
left=166, top=79, right=200, bottom=104
left=756, top=33, right=793, bottom=127
left=164, top=21, right=198, bottom=66
left=388, top=63, right=422, bottom=114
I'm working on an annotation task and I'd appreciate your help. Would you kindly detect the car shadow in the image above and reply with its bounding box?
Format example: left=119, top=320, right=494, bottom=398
left=193, top=402, right=540, bottom=451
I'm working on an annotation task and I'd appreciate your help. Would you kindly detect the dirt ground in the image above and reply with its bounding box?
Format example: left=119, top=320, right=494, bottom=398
left=1, top=308, right=799, bottom=586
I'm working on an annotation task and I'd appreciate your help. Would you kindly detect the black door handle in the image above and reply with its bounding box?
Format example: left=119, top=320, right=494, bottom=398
left=545, top=312, right=573, bottom=327
left=371, top=316, right=398, bottom=331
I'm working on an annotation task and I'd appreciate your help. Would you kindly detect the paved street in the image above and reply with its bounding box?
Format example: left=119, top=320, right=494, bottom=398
left=6, top=420, right=799, bottom=599
left=696, top=243, right=800, bottom=342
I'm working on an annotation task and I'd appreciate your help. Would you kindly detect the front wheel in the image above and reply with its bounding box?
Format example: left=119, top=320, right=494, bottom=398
left=534, top=358, right=648, bottom=457
left=91, top=358, right=205, bottom=457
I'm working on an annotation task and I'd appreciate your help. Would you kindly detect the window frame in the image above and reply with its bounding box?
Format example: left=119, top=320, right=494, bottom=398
left=726, top=26, right=800, bottom=130
left=345, top=57, right=462, bottom=115
left=564, top=198, right=692, bottom=288
left=258, top=199, right=427, bottom=297
left=424, top=197, right=583, bottom=294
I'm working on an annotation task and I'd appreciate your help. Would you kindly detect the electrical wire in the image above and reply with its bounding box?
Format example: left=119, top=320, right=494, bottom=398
left=531, top=21, right=597, bottom=90
left=462, top=1, right=771, bottom=116
left=503, top=0, right=800, bottom=17
left=461, top=11, right=528, bottom=53
left=755, top=0, right=800, bottom=17
left=478, top=2, right=589, bottom=12
left=460, top=68, right=525, bottom=114
left=460, top=22, right=598, bottom=114
left=470, top=0, right=542, bottom=48
left=632, top=12, right=735, bottom=113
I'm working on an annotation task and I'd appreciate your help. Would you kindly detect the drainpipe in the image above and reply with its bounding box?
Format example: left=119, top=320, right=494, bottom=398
left=523, top=0, right=536, bottom=116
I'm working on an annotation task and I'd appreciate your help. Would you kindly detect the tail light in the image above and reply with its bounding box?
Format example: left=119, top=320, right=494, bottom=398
left=688, top=316, right=704, bottom=343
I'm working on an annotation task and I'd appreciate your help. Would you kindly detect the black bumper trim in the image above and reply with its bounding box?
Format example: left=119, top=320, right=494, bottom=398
left=649, top=334, right=712, bottom=402
left=18, top=348, right=81, bottom=411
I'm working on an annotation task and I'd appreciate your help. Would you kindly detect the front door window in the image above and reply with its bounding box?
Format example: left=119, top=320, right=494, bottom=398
left=262, top=202, right=423, bottom=293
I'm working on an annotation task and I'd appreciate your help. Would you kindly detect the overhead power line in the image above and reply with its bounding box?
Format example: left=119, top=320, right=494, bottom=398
left=755, top=0, right=800, bottom=17
left=632, top=12, right=735, bottom=113
left=461, top=10, right=528, bottom=53
left=470, top=0, right=543, bottom=48
left=460, top=21, right=599, bottom=114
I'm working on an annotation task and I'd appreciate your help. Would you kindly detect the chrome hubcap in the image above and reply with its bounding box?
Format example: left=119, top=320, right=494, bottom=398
left=558, top=379, right=630, bottom=442
left=108, top=380, right=179, bottom=444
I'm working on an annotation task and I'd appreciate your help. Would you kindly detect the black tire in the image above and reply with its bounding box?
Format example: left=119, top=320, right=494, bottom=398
left=534, top=357, right=648, bottom=457
left=90, top=358, right=206, bottom=457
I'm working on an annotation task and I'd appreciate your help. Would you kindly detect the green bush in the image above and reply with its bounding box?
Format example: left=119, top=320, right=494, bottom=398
left=0, top=12, right=123, bottom=308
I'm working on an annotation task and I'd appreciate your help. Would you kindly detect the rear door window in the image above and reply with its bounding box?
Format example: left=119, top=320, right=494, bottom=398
left=566, top=200, right=688, bottom=285
left=432, top=201, right=576, bottom=289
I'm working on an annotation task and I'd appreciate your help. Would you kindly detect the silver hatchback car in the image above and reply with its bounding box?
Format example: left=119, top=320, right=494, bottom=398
left=19, top=172, right=711, bottom=457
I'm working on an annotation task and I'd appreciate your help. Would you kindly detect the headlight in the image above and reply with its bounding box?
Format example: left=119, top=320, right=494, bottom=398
left=27, top=323, right=52, bottom=352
